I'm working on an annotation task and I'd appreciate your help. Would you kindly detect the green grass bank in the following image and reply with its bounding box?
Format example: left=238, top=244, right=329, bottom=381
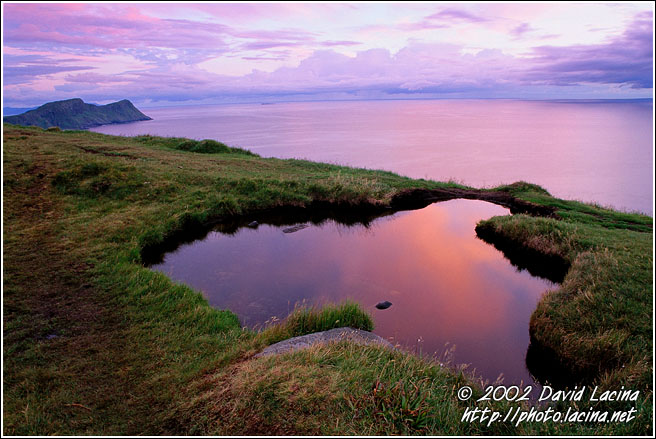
left=2, top=124, right=652, bottom=435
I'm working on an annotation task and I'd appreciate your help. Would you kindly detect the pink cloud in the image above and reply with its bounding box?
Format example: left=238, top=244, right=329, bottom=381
left=426, top=8, right=489, bottom=23
left=242, top=56, right=287, bottom=62
left=186, top=2, right=359, bottom=23
left=510, top=23, right=534, bottom=38
left=398, top=6, right=493, bottom=32
left=64, top=72, right=135, bottom=84
left=523, top=13, right=653, bottom=89
left=4, top=3, right=229, bottom=51
left=3, top=2, right=354, bottom=69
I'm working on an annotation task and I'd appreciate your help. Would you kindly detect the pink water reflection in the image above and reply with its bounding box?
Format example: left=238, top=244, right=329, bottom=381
left=152, top=199, right=555, bottom=386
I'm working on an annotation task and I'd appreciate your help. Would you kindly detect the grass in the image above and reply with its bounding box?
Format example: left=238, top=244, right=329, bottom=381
left=2, top=123, right=653, bottom=435
left=495, top=183, right=652, bottom=232
left=256, top=301, right=375, bottom=346
left=133, top=135, right=258, bottom=156
left=178, top=342, right=515, bottom=435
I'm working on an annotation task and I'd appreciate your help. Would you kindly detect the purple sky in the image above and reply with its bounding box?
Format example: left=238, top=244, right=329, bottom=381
left=2, top=2, right=653, bottom=108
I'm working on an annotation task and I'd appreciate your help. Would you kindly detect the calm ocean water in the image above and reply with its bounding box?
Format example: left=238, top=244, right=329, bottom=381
left=92, top=99, right=653, bottom=214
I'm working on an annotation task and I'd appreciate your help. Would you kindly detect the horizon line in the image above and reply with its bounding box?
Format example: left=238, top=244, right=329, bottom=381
left=4, top=96, right=653, bottom=113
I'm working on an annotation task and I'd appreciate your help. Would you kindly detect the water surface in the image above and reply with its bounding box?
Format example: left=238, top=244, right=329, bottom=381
left=92, top=99, right=653, bottom=214
left=151, top=199, right=555, bottom=386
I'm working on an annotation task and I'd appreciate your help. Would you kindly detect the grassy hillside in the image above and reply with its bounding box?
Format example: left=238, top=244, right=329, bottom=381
left=3, top=98, right=151, bottom=130
left=2, top=124, right=652, bottom=435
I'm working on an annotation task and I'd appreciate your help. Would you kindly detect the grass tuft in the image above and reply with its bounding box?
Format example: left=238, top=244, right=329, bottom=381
left=257, top=301, right=374, bottom=346
left=493, top=181, right=552, bottom=196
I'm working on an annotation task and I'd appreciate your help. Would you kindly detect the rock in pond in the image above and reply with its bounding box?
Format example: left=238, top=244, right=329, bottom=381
left=282, top=223, right=309, bottom=234
left=375, top=301, right=392, bottom=310
left=247, top=221, right=259, bottom=227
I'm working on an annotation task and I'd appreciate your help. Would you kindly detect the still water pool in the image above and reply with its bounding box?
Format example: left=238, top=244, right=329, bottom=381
left=151, top=199, right=556, bottom=386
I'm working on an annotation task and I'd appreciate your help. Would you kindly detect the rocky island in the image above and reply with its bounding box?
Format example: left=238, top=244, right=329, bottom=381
left=3, top=98, right=151, bottom=130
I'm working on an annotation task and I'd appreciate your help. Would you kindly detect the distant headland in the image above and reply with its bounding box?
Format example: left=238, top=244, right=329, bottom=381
left=3, top=98, right=152, bottom=130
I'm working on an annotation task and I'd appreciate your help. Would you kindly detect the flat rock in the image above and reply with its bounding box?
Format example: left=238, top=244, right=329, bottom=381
left=282, top=224, right=309, bottom=234
left=247, top=221, right=259, bottom=227
left=255, top=327, right=394, bottom=357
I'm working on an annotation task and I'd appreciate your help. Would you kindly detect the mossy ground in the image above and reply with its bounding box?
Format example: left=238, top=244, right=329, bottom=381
left=2, top=124, right=652, bottom=435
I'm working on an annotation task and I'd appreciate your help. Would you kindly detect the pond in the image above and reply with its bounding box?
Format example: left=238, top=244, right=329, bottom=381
left=150, top=199, right=557, bottom=387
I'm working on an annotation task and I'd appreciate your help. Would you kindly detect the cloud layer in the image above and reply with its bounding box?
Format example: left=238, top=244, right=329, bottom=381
left=2, top=3, right=653, bottom=107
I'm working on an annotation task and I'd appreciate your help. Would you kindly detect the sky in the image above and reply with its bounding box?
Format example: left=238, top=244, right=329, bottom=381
left=2, top=1, right=654, bottom=108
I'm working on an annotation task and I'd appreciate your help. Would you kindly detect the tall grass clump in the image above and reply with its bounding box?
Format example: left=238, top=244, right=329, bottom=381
left=287, top=301, right=374, bottom=334
left=258, top=301, right=374, bottom=345
left=176, top=139, right=257, bottom=156
left=133, top=134, right=257, bottom=155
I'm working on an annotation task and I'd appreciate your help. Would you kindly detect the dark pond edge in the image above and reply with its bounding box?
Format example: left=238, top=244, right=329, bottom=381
left=472, top=223, right=613, bottom=389
left=471, top=223, right=590, bottom=387
left=474, top=222, right=569, bottom=284
left=525, top=334, right=599, bottom=390
left=140, top=201, right=396, bottom=266
left=390, top=187, right=558, bottom=217
left=141, top=187, right=557, bottom=266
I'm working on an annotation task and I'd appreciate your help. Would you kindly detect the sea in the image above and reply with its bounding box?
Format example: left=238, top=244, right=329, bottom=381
left=91, top=99, right=654, bottom=215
